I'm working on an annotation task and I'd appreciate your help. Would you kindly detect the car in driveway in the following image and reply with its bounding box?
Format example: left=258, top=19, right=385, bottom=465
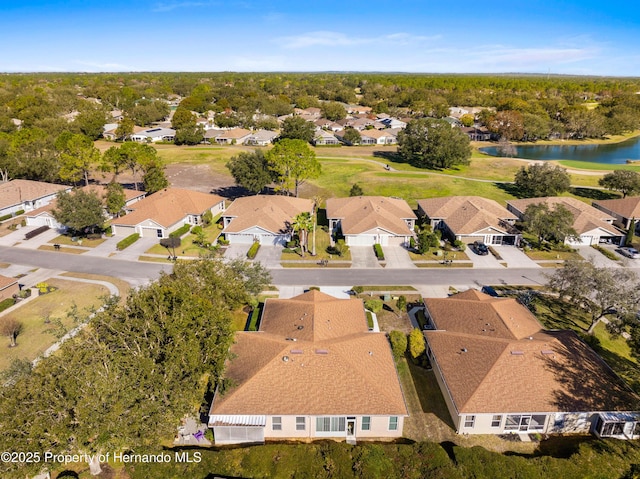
left=473, top=241, right=489, bottom=255
left=617, top=247, right=640, bottom=259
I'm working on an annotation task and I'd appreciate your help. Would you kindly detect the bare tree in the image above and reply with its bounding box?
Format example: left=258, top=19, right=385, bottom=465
left=0, top=317, right=23, bottom=347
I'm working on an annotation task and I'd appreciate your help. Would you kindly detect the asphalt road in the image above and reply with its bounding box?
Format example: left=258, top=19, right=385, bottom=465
left=0, top=246, right=171, bottom=285
left=2, top=246, right=638, bottom=288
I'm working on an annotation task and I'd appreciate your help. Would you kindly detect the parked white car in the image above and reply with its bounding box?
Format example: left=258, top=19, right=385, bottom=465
left=617, top=247, right=640, bottom=259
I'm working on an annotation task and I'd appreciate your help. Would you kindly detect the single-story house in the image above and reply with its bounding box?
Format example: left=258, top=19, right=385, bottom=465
left=417, top=196, right=521, bottom=246
left=0, top=274, right=19, bottom=302
left=380, top=118, right=407, bottom=129
left=244, top=129, right=279, bottom=146
left=312, top=129, right=340, bottom=146
left=130, top=127, right=176, bottom=143
left=215, top=128, right=252, bottom=145
left=461, top=126, right=492, bottom=141
left=25, top=185, right=147, bottom=229
left=326, top=196, right=416, bottom=247
left=208, top=290, right=408, bottom=445
left=507, top=197, right=625, bottom=246
left=222, top=195, right=314, bottom=246
left=111, top=188, right=224, bottom=238
left=592, top=197, right=640, bottom=233
left=359, top=129, right=397, bottom=145
left=0, top=180, right=71, bottom=218
left=423, top=289, right=640, bottom=437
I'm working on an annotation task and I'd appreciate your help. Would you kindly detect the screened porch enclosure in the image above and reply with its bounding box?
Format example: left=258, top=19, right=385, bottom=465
left=504, top=414, right=546, bottom=432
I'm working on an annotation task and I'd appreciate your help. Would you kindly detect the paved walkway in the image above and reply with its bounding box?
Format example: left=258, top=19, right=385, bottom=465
left=350, top=246, right=381, bottom=268
left=384, top=246, right=417, bottom=269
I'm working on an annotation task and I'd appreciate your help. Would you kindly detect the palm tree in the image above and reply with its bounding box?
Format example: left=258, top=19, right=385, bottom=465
left=292, top=212, right=313, bottom=258
left=311, top=195, right=324, bottom=256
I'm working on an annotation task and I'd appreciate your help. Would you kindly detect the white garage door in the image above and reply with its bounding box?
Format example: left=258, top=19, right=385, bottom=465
left=387, top=236, right=406, bottom=246
left=347, top=235, right=376, bottom=246
left=229, top=233, right=257, bottom=244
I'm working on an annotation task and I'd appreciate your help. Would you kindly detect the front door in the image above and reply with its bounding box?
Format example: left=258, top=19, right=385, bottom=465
left=346, top=418, right=356, bottom=439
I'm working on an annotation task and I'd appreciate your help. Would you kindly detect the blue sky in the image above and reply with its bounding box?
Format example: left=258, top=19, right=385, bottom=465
left=1, top=0, right=639, bottom=75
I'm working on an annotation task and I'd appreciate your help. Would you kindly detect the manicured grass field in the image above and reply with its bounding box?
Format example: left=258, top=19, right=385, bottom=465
left=49, top=234, right=106, bottom=248
left=38, top=245, right=86, bottom=254
left=558, top=160, right=640, bottom=171
left=146, top=224, right=222, bottom=257
left=0, top=279, right=108, bottom=371
left=280, top=227, right=352, bottom=261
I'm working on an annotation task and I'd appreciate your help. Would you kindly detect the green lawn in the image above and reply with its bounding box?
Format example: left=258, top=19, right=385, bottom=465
left=280, top=227, right=352, bottom=261
left=146, top=223, right=222, bottom=257
left=49, top=234, right=106, bottom=248
left=0, top=279, right=108, bottom=371
left=408, top=248, right=469, bottom=261
left=557, top=160, right=640, bottom=172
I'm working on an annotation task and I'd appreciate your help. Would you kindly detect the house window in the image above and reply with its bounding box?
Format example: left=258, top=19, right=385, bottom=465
left=316, top=417, right=345, bottom=432
left=389, top=416, right=398, bottom=431
left=361, top=416, right=371, bottom=431
left=505, top=414, right=546, bottom=431
left=272, top=417, right=282, bottom=431
left=491, top=415, right=502, bottom=428
left=156, top=229, right=163, bottom=238
left=296, top=417, right=306, bottom=431
left=464, top=415, right=475, bottom=428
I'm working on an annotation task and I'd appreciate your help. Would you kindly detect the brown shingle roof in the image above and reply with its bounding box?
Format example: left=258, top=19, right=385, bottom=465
left=593, top=197, right=640, bottom=220
left=418, top=196, right=518, bottom=235
left=0, top=274, right=18, bottom=290
left=211, top=291, right=408, bottom=416
left=222, top=196, right=314, bottom=234
left=0, top=180, right=69, bottom=210
left=326, top=196, right=416, bottom=236
left=113, top=188, right=223, bottom=228
left=507, top=197, right=619, bottom=235
left=424, top=291, right=639, bottom=414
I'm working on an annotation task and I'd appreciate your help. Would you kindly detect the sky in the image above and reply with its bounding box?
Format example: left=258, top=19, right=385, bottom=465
left=1, top=0, right=640, bottom=76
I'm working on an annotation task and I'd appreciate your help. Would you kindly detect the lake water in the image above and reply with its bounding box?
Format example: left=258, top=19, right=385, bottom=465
left=480, top=135, right=640, bottom=165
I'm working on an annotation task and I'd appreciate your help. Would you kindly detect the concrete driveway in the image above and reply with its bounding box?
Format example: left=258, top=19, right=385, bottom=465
left=350, top=246, right=381, bottom=268
left=254, top=245, right=282, bottom=268
left=0, top=226, right=61, bottom=248
left=493, top=246, right=540, bottom=268
left=223, top=243, right=250, bottom=260
left=576, top=246, right=621, bottom=268
left=384, top=246, right=417, bottom=269
left=111, top=237, right=158, bottom=261
left=466, top=247, right=504, bottom=268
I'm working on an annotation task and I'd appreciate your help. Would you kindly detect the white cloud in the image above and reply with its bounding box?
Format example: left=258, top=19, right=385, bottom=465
left=276, top=31, right=439, bottom=49
left=152, top=1, right=219, bottom=12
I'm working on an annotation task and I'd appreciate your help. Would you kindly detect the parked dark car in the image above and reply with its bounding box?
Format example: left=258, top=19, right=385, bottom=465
left=473, top=241, right=489, bottom=255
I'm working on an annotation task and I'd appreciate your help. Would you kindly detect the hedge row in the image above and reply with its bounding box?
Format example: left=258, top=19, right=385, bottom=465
left=247, top=241, right=260, bottom=259
left=169, top=224, right=191, bottom=238
left=0, top=298, right=15, bottom=313
left=592, top=244, right=619, bottom=261
left=116, top=233, right=140, bottom=251
left=373, top=243, right=385, bottom=260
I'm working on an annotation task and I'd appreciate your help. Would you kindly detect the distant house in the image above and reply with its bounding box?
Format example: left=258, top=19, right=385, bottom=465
left=0, top=274, right=19, bottom=302
left=380, top=118, right=407, bottom=129
left=326, top=196, right=416, bottom=246
left=222, top=195, right=314, bottom=246
left=312, top=129, right=340, bottom=146
left=111, top=188, right=224, bottom=238
left=244, top=129, right=279, bottom=146
left=461, top=126, right=492, bottom=141
left=208, top=290, right=408, bottom=445
left=442, top=117, right=463, bottom=128
left=417, top=196, right=521, bottom=246
left=423, top=290, right=640, bottom=438
left=0, top=180, right=71, bottom=218
left=592, top=197, right=640, bottom=232
left=507, top=197, right=625, bottom=246
left=359, top=129, right=397, bottom=145
left=215, top=128, right=252, bottom=145
left=25, top=185, right=147, bottom=229
left=130, top=127, right=176, bottom=143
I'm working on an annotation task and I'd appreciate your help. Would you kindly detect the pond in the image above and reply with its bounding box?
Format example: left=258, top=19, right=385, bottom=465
left=480, top=135, right=640, bottom=165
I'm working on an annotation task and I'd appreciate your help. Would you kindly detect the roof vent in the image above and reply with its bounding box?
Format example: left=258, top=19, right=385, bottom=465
left=285, top=337, right=297, bottom=341
left=541, top=350, right=554, bottom=355
left=315, top=349, right=328, bottom=355
left=297, top=325, right=304, bottom=330
left=290, top=349, right=303, bottom=354
left=461, top=348, right=468, bottom=353
left=282, top=356, right=289, bottom=362
left=368, top=351, right=373, bottom=356
left=511, top=351, right=524, bottom=356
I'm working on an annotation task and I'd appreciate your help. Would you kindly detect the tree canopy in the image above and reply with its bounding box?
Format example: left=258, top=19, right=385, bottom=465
left=0, top=258, right=270, bottom=477
left=397, top=119, right=472, bottom=169
left=599, top=170, right=640, bottom=198
left=523, top=203, right=578, bottom=247
left=226, top=150, right=273, bottom=194
left=279, top=116, right=315, bottom=143
left=266, top=139, right=320, bottom=197
left=52, top=189, right=106, bottom=234
left=514, top=163, right=571, bottom=197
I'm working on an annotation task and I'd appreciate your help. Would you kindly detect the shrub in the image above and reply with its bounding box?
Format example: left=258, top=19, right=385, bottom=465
left=191, top=225, right=203, bottom=236
left=373, top=243, right=385, bottom=260
left=352, top=286, right=364, bottom=294
left=453, top=239, right=466, bottom=251
left=0, top=213, right=13, bottom=222
left=104, top=225, right=113, bottom=236
left=247, top=304, right=262, bottom=331
left=202, top=210, right=213, bottom=227
left=247, top=241, right=260, bottom=259
left=396, top=295, right=407, bottom=311
left=409, top=237, right=416, bottom=249
left=327, top=239, right=349, bottom=257
left=409, top=328, right=426, bottom=363
left=169, top=223, right=191, bottom=238
left=389, top=330, right=408, bottom=359
left=217, top=237, right=230, bottom=246
left=592, top=244, right=619, bottom=261
left=488, top=246, right=502, bottom=259
left=15, top=209, right=25, bottom=216
left=286, top=240, right=298, bottom=248
left=308, top=286, right=320, bottom=291
left=0, top=298, right=15, bottom=313
left=116, top=233, right=140, bottom=250
left=366, top=311, right=374, bottom=329
left=24, top=225, right=49, bottom=239
left=364, top=299, right=383, bottom=313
